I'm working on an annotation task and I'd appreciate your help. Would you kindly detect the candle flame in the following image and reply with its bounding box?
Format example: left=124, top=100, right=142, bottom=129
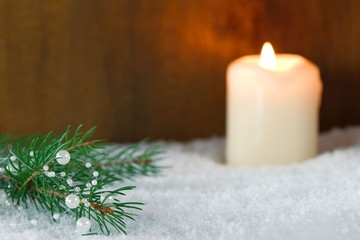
left=259, top=42, right=276, bottom=71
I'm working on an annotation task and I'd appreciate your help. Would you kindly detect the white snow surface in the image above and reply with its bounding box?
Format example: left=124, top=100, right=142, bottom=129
left=2, top=127, right=360, bottom=239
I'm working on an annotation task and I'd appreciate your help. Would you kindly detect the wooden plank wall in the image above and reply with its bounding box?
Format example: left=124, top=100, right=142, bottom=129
left=0, top=0, right=359, bottom=141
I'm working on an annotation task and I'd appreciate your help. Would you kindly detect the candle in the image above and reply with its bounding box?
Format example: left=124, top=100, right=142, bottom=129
left=226, top=42, right=322, bottom=166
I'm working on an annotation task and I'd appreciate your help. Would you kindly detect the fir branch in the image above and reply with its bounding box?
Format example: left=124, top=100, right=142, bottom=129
left=0, top=125, right=162, bottom=235
left=95, top=158, right=152, bottom=167
left=37, top=187, right=67, bottom=198
left=19, top=168, right=44, bottom=191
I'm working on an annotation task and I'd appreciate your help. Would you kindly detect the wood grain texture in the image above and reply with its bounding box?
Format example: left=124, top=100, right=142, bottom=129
left=0, top=0, right=359, bottom=141
left=263, top=0, right=360, bottom=131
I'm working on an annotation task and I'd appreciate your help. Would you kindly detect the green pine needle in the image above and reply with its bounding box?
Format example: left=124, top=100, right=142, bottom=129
left=0, top=125, right=162, bottom=235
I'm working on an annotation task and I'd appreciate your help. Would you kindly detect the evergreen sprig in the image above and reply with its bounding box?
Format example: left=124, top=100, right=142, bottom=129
left=0, top=125, right=162, bottom=235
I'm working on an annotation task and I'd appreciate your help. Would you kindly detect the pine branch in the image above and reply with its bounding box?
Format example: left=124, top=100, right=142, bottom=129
left=0, top=125, right=163, bottom=235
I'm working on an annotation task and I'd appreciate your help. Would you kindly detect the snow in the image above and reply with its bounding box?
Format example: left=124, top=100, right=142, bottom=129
left=2, top=126, right=360, bottom=239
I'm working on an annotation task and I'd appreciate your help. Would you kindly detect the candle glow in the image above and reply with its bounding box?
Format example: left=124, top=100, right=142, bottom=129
left=259, top=42, right=276, bottom=71
left=226, top=42, right=322, bottom=166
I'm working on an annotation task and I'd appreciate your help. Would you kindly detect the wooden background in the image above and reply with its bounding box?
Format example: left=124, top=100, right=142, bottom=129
left=0, top=0, right=359, bottom=141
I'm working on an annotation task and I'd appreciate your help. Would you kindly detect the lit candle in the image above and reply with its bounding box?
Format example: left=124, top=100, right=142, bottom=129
left=226, top=42, right=322, bottom=166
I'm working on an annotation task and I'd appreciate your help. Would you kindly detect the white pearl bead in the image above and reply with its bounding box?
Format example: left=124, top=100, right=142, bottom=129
left=92, top=171, right=99, bottom=177
left=0, top=190, right=7, bottom=204
left=91, top=180, right=97, bottom=186
left=65, top=194, right=80, bottom=209
left=86, top=183, right=92, bottom=189
left=29, top=151, right=34, bottom=157
left=76, top=217, right=91, bottom=234
left=74, top=187, right=80, bottom=192
left=85, top=162, right=91, bottom=168
left=48, top=171, right=55, bottom=177
left=56, top=150, right=71, bottom=165
left=67, top=178, right=73, bottom=186
left=0, top=167, right=4, bottom=173
left=100, top=194, right=115, bottom=205
left=60, top=172, right=66, bottom=177
left=43, top=165, right=49, bottom=171
left=10, top=156, right=16, bottom=161
left=53, top=213, right=60, bottom=220
left=7, top=164, right=17, bottom=173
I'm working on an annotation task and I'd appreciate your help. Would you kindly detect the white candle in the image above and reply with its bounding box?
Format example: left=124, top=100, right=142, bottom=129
left=226, top=42, right=322, bottom=166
